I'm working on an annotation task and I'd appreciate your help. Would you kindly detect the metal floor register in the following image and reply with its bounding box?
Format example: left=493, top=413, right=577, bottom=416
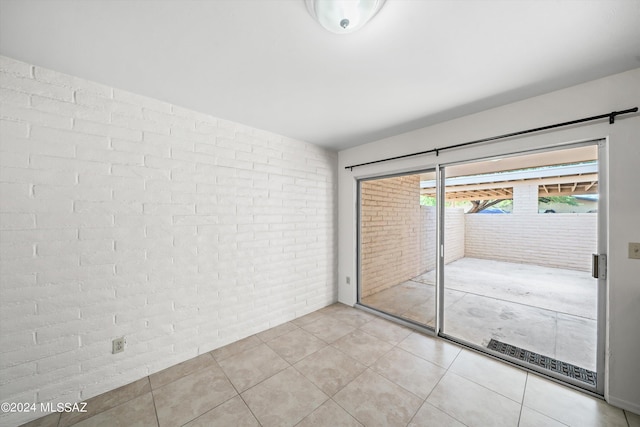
left=487, top=339, right=597, bottom=387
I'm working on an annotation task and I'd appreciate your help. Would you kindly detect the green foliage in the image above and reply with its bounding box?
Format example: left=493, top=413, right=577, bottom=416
left=495, top=199, right=513, bottom=209
left=538, top=196, right=580, bottom=206
left=420, top=196, right=513, bottom=213
left=420, top=196, right=436, bottom=206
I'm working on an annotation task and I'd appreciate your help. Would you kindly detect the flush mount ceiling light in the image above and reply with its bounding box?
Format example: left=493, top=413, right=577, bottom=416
left=305, top=0, right=386, bottom=34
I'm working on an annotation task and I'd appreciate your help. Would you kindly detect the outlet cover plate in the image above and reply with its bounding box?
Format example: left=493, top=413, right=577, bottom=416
left=112, top=337, right=125, bottom=354
left=630, top=242, right=640, bottom=260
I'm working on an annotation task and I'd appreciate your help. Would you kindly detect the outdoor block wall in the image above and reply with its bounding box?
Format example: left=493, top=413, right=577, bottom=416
left=360, top=175, right=465, bottom=297
left=0, top=55, right=338, bottom=425
left=360, top=175, right=421, bottom=297
left=513, top=182, right=539, bottom=214
left=420, top=206, right=465, bottom=273
left=360, top=173, right=595, bottom=301
left=465, top=183, right=597, bottom=272
left=465, top=213, right=596, bottom=271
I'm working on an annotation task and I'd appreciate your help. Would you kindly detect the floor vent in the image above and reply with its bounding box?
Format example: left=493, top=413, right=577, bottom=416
left=487, top=339, right=596, bottom=386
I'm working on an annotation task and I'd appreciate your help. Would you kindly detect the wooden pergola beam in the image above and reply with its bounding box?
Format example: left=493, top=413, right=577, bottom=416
left=421, top=173, right=599, bottom=201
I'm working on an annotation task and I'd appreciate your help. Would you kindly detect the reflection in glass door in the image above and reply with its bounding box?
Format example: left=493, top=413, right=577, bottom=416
left=358, top=169, right=438, bottom=329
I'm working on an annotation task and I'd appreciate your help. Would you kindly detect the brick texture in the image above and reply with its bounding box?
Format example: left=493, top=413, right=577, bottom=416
left=360, top=174, right=592, bottom=300
left=360, top=175, right=465, bottom=297
left=465, top=213, right=596, bottom=271
left=0, top=55, right=337, bottom=426
left=420, top=206, right=465, bottom=273
left=465, top=183, right=596, bottom=272
left=360, top=175, right=422, bottom=297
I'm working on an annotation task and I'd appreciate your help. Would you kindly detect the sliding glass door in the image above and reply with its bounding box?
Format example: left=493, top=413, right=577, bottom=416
left=356, top=141, right=605, bottom=394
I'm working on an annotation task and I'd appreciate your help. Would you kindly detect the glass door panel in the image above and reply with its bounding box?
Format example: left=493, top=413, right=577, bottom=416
left=358, top=169, right=437, bottom=329
left=440, top=144, right=602, bottom=391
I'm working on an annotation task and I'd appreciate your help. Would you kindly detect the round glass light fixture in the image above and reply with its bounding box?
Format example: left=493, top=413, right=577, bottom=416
left=305, top=0, right=386, bottom=34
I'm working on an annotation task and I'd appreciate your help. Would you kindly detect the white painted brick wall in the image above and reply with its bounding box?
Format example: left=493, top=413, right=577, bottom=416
left=512, top=183, right=539, bottom=215
left=0, top=55, right=338, bottom=426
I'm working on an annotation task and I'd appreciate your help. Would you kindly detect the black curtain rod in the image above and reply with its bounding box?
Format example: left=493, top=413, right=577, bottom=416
left=345, top=107, right=638, bottom=171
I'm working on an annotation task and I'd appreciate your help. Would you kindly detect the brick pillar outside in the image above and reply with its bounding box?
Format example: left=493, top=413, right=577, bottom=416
left=512, top=183, right=539, bottom=215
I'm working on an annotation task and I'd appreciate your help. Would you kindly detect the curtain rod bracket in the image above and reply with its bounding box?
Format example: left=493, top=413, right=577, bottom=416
left=608, top=108, right=638, bottom=124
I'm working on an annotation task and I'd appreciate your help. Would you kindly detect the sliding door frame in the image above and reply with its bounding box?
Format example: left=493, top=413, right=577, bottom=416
left=353, top=138, right=606, bottom=396
left=355, top=167, right=439, bottom=335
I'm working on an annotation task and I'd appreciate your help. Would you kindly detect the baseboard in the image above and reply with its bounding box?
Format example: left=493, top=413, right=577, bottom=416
left=607, top=395, right=640, bottom=415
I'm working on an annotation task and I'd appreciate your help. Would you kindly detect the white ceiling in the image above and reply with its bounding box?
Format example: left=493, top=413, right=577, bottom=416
left=1, top=0, right=639, bottom=151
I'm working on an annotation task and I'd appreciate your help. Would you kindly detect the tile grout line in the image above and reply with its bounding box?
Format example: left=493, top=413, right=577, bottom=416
left=173, top=352, right=241, bottom=425
left=211, top=349, right=266, bottom=426
left=516, top=374, right=529, bottom=427
left=417, top=345, right=469, bottom=427
left=60, top=377, right=153, bottom=427
left=149, top=379, right=161, bottom=427
left=296, top=311, right=387, bottom=425
left=236, top=325, right=338, bottom=426
left=367, top=339, right=428, bottom=405
left=370, top=322, right=462, bottom=426
left=224, top=349, right=291, bottom=396
left=447, top=350, right=530, bottom=406
left=521, top=405, right=572, bottom=427
left=180, top=394, right=244, bottom=426
left=236, top=393, right=263, bottom=427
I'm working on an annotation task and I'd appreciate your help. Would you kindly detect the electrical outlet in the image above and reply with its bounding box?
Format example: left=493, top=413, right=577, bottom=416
left=630, top=242, right=640, bottom=260
left=112, top=337, right=125, bottom=354
left=346, top=276, right=351, bottom=285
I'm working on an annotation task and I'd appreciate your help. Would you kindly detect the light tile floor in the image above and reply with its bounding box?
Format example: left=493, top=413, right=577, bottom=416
left=21, top=303, right=638, bottom=427
left=362, top=258, right=597, bottom=371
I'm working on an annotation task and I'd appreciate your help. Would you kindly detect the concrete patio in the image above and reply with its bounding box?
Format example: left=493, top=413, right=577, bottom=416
left=361, top=257, right=597, bottom=371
